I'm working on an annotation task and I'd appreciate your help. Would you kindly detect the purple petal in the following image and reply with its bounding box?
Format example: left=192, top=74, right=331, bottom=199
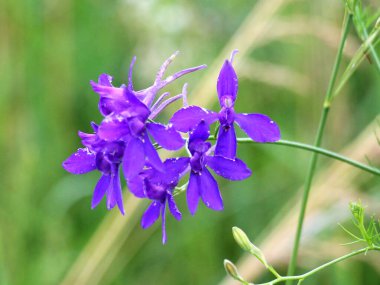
left=164, top=157, right=190, bottom=177
left=217, top=60, right=238, bottom=106
left=141, top=201, right=161, bottom=229
left=91, top=121, right=99, bottom=132
left=235, top=113, right=280, bottom=142
left=106, top=182, right=117, bottom=211
left=167, top=193, right=182, bottom=221
left=95, top=152, right=111, bottom=173
left=189, top=120, right=210, bottom=143
left=215, top=125, right=237, bottom=159
left=90, top=81, right=124, bottom=99
left=98, top=97, right=129, bottom=116
left=98, top=74, right=113, bottom=86
left=143, top=134, right=164, bottom=172
left=123, top=138, right=145, bottom=179
left=123, top=88, right=151, bottom=119
left=169, top=106, right=218, bottom=132
left=127, top=174, right=145, bottom=198
left=187, top=172, right=201, bottom=215
left=78, top=131, right=98, bottom=149
left=205, top=156, right=251, bottom=180
left=91, top=174, right=111, bottom=209
left=199, top=168, right=223, bottom=211
left=98, top=115, right=130, bottom=141
left=128, top=56, right=136, bottom=91
left=62, top=148, right=96, bottom=174
left=161, top=202, right=167, bottom=244
left=147, top=122, right=184, bottom=150
left=112, top=171, right=125, bottom=215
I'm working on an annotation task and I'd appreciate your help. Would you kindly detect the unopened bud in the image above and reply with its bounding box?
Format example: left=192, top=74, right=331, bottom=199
left=223, top=259, right=246, bottom=283
left=349, top=201, right=364, bottom=222
left=232, top=227, right=268, bottom=267
left=232, top=227, right=253, bottom=251
left=376, top=18, right=380, bottom=29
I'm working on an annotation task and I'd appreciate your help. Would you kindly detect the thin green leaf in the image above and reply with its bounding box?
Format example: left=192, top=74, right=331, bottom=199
left=334, top=26, right=380, bottom=96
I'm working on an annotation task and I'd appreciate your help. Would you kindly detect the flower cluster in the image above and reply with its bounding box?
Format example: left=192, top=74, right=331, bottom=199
left=63, top=51, right=280, bottom=243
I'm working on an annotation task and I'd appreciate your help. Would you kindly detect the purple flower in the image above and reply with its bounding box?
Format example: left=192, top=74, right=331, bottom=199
left=62, top=123, right=125, bottom=215
left=90, top=74, right=127, bottom=117
left=91, top=53, right=206, bottom=118
left=97, top=87, right=185, bottom=180
left=128, top=158, right=189, bottom=243
left=184, top=121, right=251, bottom=215
left=170, top=51, right=280, bottom=159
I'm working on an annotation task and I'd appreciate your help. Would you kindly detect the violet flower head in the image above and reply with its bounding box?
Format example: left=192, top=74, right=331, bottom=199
left=128, top=158, right=189, bottom=244
left=91, top=53, right=207, bottom=179
left=62, top=49, right=281, bottom=243
left=170, top=50, right=281, bottom=159
left=180, top=121, right=251, bottom=215
left=62, top=123, right=125, bottom=215
left=97, top=86, right=185, bottom=180
left=63, top=52, right=206, bottom=219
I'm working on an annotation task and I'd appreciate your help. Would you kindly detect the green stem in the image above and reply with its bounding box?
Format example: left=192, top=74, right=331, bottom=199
left=252, top=246, right=380, bottom=285
left=231, top=138, right=380, bottom=176
left=285, top=12, right=353, bottom=284
left=355, top=6, right=380, bottom=73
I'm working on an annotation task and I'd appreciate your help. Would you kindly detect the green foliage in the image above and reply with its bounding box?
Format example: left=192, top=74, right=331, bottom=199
left=340, top=202, right=380, bottom=248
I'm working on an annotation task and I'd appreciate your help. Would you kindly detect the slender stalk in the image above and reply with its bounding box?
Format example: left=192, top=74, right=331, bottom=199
left=251, top=246, right=380, bottom=285
left=355, top=6, right=380, bottom=73
left=285, top=12, right=353, bottom=284
left=231, top=138, right=380, bottom=176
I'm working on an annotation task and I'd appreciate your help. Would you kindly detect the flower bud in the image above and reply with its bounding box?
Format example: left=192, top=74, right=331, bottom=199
left=223, top=259, right=246, bottom=283
left=232, top=227, right=268, bottom=267
left=349, top=201, right=364, bottom=222
left=232, top=227, right=253, bottom=251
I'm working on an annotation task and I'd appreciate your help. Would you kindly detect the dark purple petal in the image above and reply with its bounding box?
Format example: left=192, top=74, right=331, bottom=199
left=215, top=125, right=237, bottom=159
left=164, top=157, right=190, bottom=178
left=235, top=113, right=280, bottom=142
left=187, top=172, right=201, bottom=215
left=62, top=148, right=96, bottom=174
left=106, top=183, right=116, bottom=211
left=141, top=201, right=161, bottom=229
left=161, top=202, right=167, bottom=244
left=199, top=168, right=223, bottom=211
left=167, top=193, right=182, bottom=221
left=98, top=97, right=129, bottom=116
left=96, top=152, right=111, bottom=174
left=123, top=88, right=151, bottom=119
left=205, top=156, right=251, bottom=180
left=143, top=134, right=164, bottom=172
left=127, top=174, right=145, bottom=198
left=112, top=171, right=125, bottom=215
left=169, top=106, right=218, bottom=132
left=189, top=120, right=210, bottom=143
left=217, top=60, right=238, bottom=106
left=91, top=174, right=111, bottom=209
left=147, top=122, right=185, bottom=150
left=98, top=115, right=130, bottom=141
left=123, top=138, right=145, bottom=179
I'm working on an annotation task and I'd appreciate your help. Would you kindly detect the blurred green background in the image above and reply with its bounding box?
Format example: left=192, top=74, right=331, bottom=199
left=1, top=0, right=380, bottom=284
